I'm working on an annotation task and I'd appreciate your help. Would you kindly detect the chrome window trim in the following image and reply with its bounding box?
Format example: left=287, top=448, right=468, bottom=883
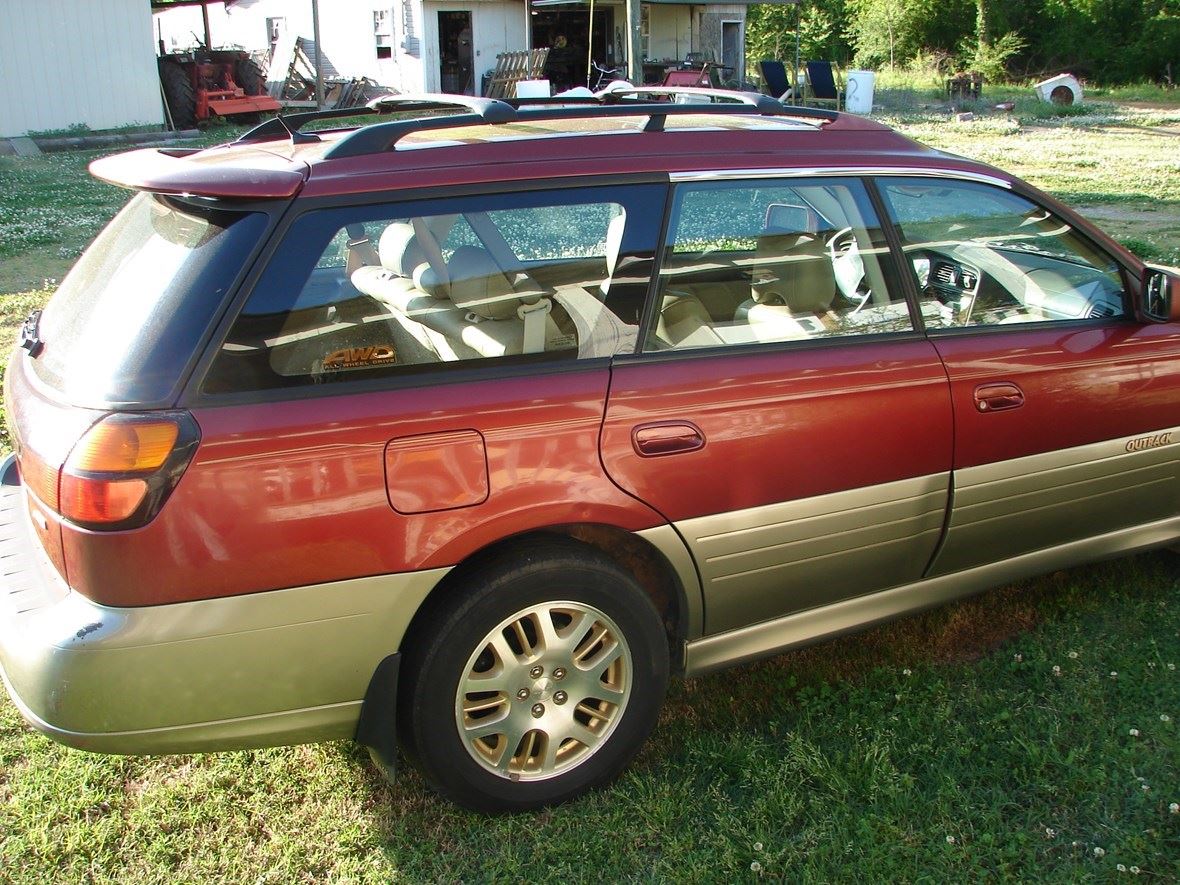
left=669, top=167, right=1012, bottom=189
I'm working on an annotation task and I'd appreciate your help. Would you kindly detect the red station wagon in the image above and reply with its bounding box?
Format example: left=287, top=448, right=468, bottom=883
left=2, top=89, right=1178, bottom=811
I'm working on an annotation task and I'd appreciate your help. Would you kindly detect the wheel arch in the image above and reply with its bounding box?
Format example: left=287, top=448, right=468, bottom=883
left=356, top=523, right=699, bottom=776
left=404, top=524, right=698, bottom=668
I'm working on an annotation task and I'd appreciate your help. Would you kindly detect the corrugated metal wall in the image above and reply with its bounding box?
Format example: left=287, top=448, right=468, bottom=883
left=0, top=0, right=163, bottom=137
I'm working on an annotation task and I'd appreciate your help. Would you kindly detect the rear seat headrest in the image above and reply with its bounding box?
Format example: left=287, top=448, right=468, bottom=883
left=377, top=223, right=426, bottom=276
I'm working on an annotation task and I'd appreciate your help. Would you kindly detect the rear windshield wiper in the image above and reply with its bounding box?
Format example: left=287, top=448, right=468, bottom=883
left=19, top=309, right=43, bottom=357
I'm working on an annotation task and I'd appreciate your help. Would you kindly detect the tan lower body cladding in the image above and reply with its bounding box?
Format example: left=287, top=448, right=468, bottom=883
left=680, top=427, right=1180, bottom=676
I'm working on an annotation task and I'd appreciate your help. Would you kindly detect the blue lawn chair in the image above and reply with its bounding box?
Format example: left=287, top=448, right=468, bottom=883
left=804, top=61, right=843, bottom=110
left=759, top=60, right=792, bottom=100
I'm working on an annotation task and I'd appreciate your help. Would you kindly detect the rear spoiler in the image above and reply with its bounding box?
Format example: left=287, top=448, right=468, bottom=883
left=89, top=147, right=308, bottom=200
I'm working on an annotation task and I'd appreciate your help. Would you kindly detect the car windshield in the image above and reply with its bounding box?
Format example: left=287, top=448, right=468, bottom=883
left=32, top=193, right=266, bottom=406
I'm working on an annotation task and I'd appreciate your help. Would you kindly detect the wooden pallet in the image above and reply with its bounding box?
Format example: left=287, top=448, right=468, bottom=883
left=484, top=49, right=550, bottom=98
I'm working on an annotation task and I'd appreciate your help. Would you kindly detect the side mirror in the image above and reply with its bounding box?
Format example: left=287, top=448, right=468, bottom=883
left=1139, top=266, right=1180, bottom=323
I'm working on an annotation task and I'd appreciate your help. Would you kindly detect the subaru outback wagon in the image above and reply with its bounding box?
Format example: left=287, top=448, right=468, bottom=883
left=2, top=89, right=1178, bottom=811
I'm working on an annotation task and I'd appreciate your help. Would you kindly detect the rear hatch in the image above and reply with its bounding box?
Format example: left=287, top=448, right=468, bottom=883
left=5, top=191, right=270, bottom=585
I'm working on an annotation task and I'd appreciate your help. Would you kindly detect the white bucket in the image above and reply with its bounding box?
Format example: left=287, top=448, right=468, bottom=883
left=844, top=70, right=876, bottom=114
left=515, top=79, right=551, bottom=98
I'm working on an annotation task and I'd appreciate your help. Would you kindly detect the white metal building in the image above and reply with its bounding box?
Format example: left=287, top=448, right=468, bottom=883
left=0, top=0, right=163, bottom=137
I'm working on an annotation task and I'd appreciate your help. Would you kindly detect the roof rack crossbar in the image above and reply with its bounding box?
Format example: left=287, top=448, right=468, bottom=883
left=234, top=93, right=517, bottom=145
left=323, top=99, right=824, bottom=160
left=236, top=106, right=380, bottom=144
left=601, top=87, right=784, bottom=114
left=366, top=93, right=516, bottom=122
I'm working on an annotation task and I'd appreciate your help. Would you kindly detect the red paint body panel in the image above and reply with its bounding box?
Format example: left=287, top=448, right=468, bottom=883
left=4, top=358, right=103, bottom=582
left=602, top=340, right=953, bottom=523
left=931, top=321, right=1180, bottom=468
left=300, top=141, right=957, bottom=200
left=88, top=148, right=308, bottom=199
left=59, top=369, right=663, bottom=607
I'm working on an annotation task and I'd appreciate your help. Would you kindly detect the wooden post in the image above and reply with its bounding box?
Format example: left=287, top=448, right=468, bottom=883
left=626, top=0, right=642, bottom=84
left=311, top=0, right=325, bottom=109
left=201, top=1, right=212, bottom=48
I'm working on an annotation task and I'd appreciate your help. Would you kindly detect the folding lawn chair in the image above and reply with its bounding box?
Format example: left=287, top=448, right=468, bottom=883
left=804, top=61, right=843, bottom=110
left=758, top=60, right=793, bottom=100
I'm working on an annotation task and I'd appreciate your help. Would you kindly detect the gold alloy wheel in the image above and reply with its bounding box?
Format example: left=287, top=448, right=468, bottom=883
left=455, top=601, right=633, bottom=781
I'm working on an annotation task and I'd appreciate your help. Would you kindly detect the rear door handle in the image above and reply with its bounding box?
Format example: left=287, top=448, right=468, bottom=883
left=632, top=422, right=706, bottom=457
left=974, top=382, right=1025, bottom=412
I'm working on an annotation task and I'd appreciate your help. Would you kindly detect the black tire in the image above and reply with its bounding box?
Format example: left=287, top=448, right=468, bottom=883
left=160, top=62, right=197, bottom=130
left=234, top=58, right=267, bottom=96
left=397, top=538, right=669, bottom=812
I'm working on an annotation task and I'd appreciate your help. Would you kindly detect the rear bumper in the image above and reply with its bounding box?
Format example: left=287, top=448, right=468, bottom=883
left=0, top=456, right=444, bottom=754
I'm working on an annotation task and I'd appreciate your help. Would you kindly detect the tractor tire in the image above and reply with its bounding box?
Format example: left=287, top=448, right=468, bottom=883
left=160, top=62, right=197, bottom=130
left=234, top=59, right=268, bottom=96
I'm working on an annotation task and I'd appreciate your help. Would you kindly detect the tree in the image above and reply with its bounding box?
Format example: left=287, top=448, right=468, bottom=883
left=846, top=0, right=911, bottom=67
left=976, top=0, right=991, bottom=53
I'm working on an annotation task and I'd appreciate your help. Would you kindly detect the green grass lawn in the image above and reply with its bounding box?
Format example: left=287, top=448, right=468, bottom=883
left=1, top=99, right=1179, bottom=882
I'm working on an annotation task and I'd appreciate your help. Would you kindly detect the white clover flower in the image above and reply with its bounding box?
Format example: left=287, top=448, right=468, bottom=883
left=946, top=835, right=956, bottom=844
left=1110, top=671, right=1119, bottom=678
left=1169, top=663, right=1176, bottom=671
left=1170, top=802, right=1179, bottom=814
left=1053, top=665, right=1062, bottom=676
left=1161, top=714, right=1171, bottom=722
left=903, top=668, right=912, bottom=676
left=1013, top=653, right=1023, bottom=662
left=753, top=842, right=763, bottom=852
left=1069, top=651, right=1078, bottom=659
left=1094, top=847, right=1106, bottom=857
left=1117, top=864, right=1127, bottom=873
left=1130, top=728, right=1140, bottom=736
left=1045, top=827, right=1056, bottom=838
left=1130, top=867, right=1140, bottom=875
left=750, top=861, right=762, bottom=873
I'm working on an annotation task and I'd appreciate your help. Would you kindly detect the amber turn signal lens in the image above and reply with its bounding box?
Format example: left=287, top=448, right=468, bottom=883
left=67, top=420, right=180, bottom=473
left=59, top=475, right=149, bottom=524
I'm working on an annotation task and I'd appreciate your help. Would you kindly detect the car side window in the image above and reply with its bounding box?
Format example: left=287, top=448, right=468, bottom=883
left=877, top=178, right=1127, bottom=329
left=644, top=178, right=913, bottom=352
left=203, top=186, right=663, bottom=394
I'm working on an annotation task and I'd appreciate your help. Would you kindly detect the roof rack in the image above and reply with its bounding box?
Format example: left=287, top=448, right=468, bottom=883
left=236, top=89, right=837, bottom=160
left=234, top=94, right=515, bottom=145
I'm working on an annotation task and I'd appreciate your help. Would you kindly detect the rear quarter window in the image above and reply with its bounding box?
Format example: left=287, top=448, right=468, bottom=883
left=33, top=193, right=266, bottom=405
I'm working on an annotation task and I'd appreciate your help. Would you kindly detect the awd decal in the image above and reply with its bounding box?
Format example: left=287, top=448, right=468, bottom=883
left=1125, top=432, right=1173, bottom=453
left=324, top=345, right=396, bottom=369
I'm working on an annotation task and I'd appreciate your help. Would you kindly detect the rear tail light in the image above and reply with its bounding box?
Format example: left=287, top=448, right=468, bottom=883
left=50, top=412, right=200, bottom=530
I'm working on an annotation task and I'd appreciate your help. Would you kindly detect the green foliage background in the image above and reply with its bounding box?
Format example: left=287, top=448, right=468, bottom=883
left=746, top=0, right=1180, bottom=83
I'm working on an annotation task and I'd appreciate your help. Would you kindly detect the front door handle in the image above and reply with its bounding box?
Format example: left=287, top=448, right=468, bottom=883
left=632, top=422, right=706, bottom=457
left=974, top=382, right=1025, bottom=412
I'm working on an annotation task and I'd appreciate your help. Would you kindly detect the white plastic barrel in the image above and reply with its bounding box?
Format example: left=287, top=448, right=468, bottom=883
left=844, top=70, right=876, bottom=114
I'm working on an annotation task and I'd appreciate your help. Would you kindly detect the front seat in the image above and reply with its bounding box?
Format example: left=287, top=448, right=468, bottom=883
left=735, top=231, right=837, bottom=340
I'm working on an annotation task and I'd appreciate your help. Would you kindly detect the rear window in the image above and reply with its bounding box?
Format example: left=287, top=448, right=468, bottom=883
left=32, top=193, right=266, bottom=405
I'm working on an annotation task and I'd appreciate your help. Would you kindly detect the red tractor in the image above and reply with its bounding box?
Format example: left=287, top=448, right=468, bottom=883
left=158, top=49, right=281, bottom=129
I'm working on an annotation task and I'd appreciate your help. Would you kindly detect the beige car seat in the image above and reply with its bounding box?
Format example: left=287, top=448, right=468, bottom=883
left=735, top=232, right=837, bottom=340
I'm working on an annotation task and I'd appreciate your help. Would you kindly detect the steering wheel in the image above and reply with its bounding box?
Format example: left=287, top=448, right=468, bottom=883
left=827, top=227, right=869, bottom=313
